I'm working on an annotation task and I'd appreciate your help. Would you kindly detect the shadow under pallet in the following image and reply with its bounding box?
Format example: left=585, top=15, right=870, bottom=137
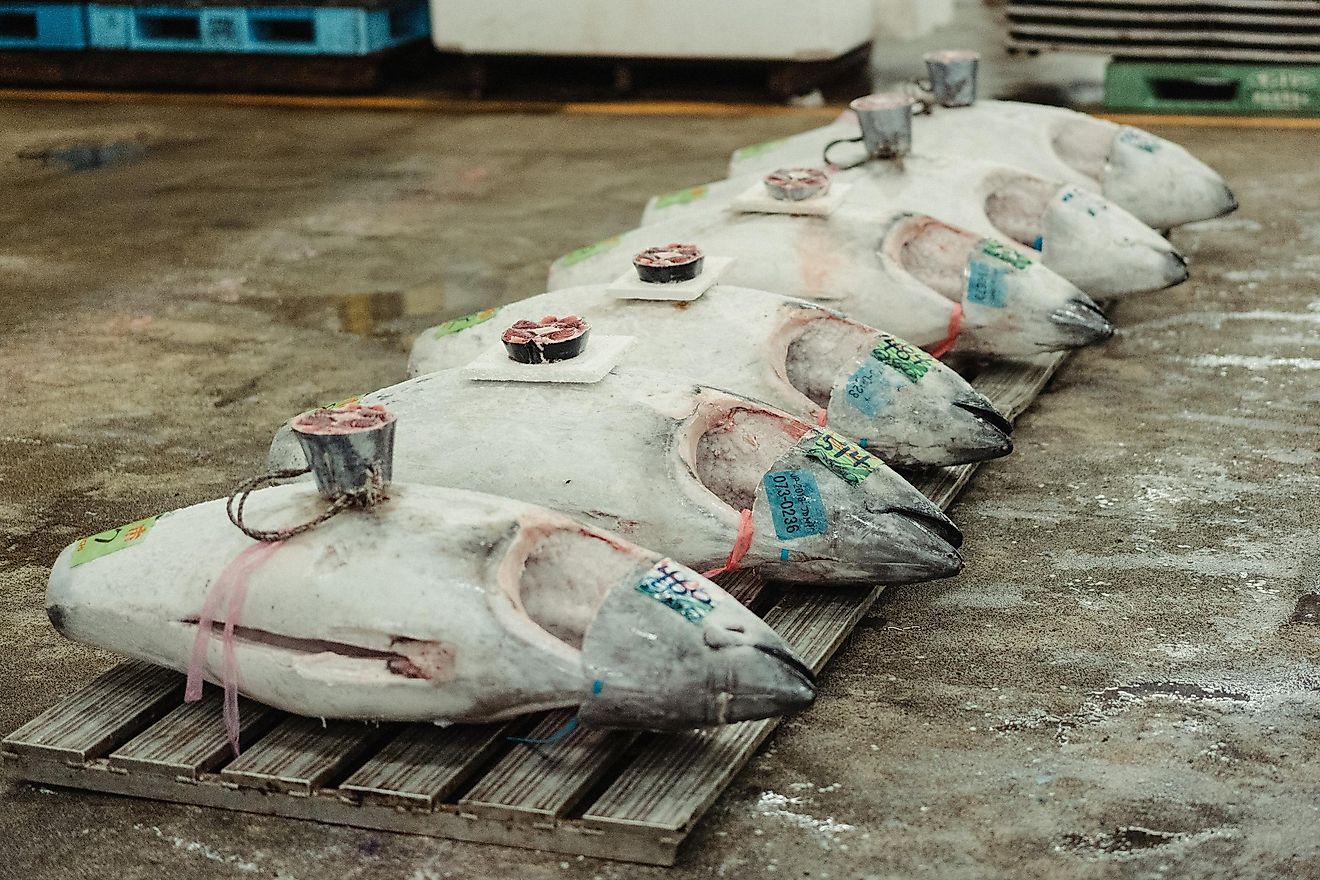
left=2, top=349, right=1071, bottom=867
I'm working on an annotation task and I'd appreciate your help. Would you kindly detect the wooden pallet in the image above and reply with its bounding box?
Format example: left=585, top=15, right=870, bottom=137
left=1006, top=0, right=1320, bottom=63
left=2, top=350, right=1070, bottom=867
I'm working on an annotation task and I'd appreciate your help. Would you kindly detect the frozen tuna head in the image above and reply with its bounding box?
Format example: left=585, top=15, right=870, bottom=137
left=47, top=484, right=814, bottom=730
left=686, top=401, right=963, bottom=586
left=1054, top=120, right=1238, bottom=230
left=578, top=558, right=815, bottom=729
left=984, top=173, right=1189, bottom=296
left=879, top=214, right=1113, bottom=357
left=409, top=285, right=1012, bottom=468
left=784, top=308, right=1013, bottom=465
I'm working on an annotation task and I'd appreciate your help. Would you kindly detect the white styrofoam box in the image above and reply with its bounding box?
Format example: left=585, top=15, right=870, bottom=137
left=462, top=335, right=633, bottom=384
left=607, top=257, right=734, bottom=302
left=872, top=0, right=955, bottom=41
left=430, top=0, right=875, bottom=60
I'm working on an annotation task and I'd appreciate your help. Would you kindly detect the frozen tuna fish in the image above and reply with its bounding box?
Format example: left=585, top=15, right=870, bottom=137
left=640, top=159, right=1188, bottom=298
left=728, top=101, right=1236, bottom=230
left=268, top=369, right=964, bottom=586
left=549, top=215, right=1111, bottom=357
left=408, top=286, right=1014, bottom=468
left=47, top=484, right=816, bottom=729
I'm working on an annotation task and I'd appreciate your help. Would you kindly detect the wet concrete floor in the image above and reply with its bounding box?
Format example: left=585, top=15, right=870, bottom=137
left=0, top=101, right=1318, bottom=879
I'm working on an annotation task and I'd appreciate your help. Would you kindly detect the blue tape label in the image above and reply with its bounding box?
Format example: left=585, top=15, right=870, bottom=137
left=764, top=470, right=829, bottom=541
left=844, top=359, right=897, bottom=416
left=1119, top=127, right=1160, bottom=154
left=966, top=256, right=1009, bottom=308
left=636, top=558, right=714, bottom=624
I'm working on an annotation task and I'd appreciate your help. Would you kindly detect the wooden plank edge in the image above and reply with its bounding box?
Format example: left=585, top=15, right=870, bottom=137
left=1, top=755, right=683, bottom=867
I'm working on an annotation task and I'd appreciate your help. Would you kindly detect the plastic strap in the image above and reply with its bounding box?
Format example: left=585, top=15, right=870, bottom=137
left=927, top=302, right=963, bottom=359
left=702, top=508, right=754, bottom=578
left=814, top=408, right=829, bottom=428
left=184, top=540, right=283, bottom=756
left=508, top=715, right=580, bottom=746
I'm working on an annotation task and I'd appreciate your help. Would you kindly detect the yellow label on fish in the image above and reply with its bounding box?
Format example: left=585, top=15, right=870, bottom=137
left=653, top=185, right=708, bottom=210
left=70, top=515, right=161, bottom=567
left=559, top=236, right=620, bottom=268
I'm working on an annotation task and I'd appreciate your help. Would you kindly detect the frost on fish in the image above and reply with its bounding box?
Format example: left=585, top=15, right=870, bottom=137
left=728, top=99, right=1236, bottom=229
left=642, top=156, right=1186, bottom=299
left=551, top=190, right=1109, bottom=357
left=47, top=485, right=815, bottom=729
left=268, top=368, right=964, bottom=586
left=409, top=283, right=1012, bottom=467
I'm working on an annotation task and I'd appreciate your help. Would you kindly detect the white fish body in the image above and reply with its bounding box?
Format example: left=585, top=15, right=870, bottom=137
left=641, top=155, right=1188, bottom=298
left=407, top=285, right=1013, bottom=468
left=47, top=484, right=816, bottom=729
left=727, top=100, right=1237, bottom=230
left=268, top=368, right=964, bottom=586
left=550, top=195, right=1111, bottom=358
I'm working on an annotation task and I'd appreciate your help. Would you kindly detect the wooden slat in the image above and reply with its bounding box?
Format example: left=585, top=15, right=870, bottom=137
left=1009, top=21, right=1320, bottom=47
left=460, top=710, right=637, bottom=821
left=1007, top=37, right=1320, bottom=63
left=2, top=662, right=182, bottom=763
left=580, top=586, right=879, bottom=833
left=338, top=721, right=515, bottom=808
left=713, top=567, right=767, bottom=608
left=109, top=690, right=279, bottom=779
left=1010, top=4, right=1320, bottom=28
left=219, top=716, right=387, bottom=795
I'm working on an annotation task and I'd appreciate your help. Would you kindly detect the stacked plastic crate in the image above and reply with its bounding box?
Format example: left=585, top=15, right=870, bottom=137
left=1005, top=0, right=1320, bottom=115
left=0, top=0, right=430, bottom=89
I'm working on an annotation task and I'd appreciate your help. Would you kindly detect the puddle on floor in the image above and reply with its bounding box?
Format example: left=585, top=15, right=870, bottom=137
left=239, top=285, right=454, bottom=340
left=18, top=140, right=149, bottom=172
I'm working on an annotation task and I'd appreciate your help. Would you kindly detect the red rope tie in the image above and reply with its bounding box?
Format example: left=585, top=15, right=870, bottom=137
left=703, top=508, right=754, bottom=578
left=927, top=302, right=963, bottom=359
left=814, top=408, right=829, bottom=427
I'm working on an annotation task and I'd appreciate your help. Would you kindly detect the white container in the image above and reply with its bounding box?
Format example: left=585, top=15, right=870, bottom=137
left=429, top=0, right=875, bottom=61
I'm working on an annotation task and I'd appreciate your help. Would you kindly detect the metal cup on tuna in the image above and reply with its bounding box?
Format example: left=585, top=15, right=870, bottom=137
left=633, top=243, right=704, bottom=284
left=501, top=315, right=591, bottom=364
left=764, top=167, right=831, bottom=201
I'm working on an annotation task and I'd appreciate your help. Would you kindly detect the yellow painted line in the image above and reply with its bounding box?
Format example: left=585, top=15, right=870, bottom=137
left=0, top=87, right=841, bottom=118
left=1096, top=112, right=1320, bottom=129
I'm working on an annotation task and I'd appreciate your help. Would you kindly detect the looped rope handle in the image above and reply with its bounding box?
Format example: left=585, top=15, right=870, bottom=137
left=226, top=466, right=353, bottom=542
left=905, top=78, right=935, bottom=115
left=822, top=136, right=868, bottom=172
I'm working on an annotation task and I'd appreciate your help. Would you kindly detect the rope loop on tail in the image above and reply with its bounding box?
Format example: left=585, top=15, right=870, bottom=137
left=928, top=302, right=964, bottom=360
left=226, top=465, right=364, bottom=542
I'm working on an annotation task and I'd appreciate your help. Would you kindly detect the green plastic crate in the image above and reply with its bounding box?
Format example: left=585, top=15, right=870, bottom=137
left=1105, top=60, right=1320, bottom=116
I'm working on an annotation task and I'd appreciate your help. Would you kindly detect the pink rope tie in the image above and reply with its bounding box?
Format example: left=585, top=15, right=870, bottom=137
left=814, top=408, right=829, bottom=427
left=703, top=508, right=754, bottom=578
left=928, top=302, right=963, bottom=359
left=184, top=540, right=283, bottom=756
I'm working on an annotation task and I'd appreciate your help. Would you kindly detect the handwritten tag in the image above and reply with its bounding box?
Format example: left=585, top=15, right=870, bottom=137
left=804, top=430, right=878, bottom=486
left=869, top=335, right=935, bottom=384
left=966, top=256, right=1009, bottom=309
left=433, top=307, right=499, bottom=339
left=764, top=470, right=828, bottom=540
left=635, top=558, right=714, bottom=624
left=70, top=515, right=161, bottom=567
left=844, top=359, right=898, bottom=417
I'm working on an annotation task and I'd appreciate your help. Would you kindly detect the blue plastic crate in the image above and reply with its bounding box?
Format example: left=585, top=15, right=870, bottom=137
left=86, top=0, right=427, bottom=55
left=0, top=3, right=87, bottom=49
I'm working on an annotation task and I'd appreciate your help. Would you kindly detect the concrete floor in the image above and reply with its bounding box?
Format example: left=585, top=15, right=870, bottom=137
left=2, top=92, right=1319, bottom=880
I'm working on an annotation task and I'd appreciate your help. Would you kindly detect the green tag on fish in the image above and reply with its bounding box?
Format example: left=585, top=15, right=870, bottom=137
left=70, top=515, right=161, bottom=567
left=733, top=138, right=786, bottom=160
left=635, top=558, right=714, bottom=624
left=653, top=184, right=708, bottom=209
left=433, top=307, right=499, bottom=339
left=559, top=236, right=620, bottom=268
left=980, top=239, right=1032, bottom=270
left=869, top=335, right=936, bottom=384
left=804, top=429, right=878, bottom=486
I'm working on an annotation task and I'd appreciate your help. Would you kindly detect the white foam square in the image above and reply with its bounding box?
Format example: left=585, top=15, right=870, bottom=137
left=606, top=256, right=735, bottom=302
left=462, top=334, right=634, bottom=384
left=729, top=181, right=850, bottom=216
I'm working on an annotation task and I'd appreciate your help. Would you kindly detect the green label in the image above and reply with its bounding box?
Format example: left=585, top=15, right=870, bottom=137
left=870, top=335, right=935, bottom=384
left=804, top=430, right=878, bottom=486
left=70, top=515, right=161, bottom=567
left=980, top=239, right=1032, bottom=270
left=318, top=393, right=362, bottom=410
left=733, top=138, right=786, bottom=160
left=653, top=185, right=708, bottom=210
left=559, top=236, right=620, bottom=268
left=433, top=307, right=499, bottom=339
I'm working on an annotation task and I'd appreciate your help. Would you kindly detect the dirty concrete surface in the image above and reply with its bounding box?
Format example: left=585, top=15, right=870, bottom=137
left=1, top=98, right=1319, bottom=880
